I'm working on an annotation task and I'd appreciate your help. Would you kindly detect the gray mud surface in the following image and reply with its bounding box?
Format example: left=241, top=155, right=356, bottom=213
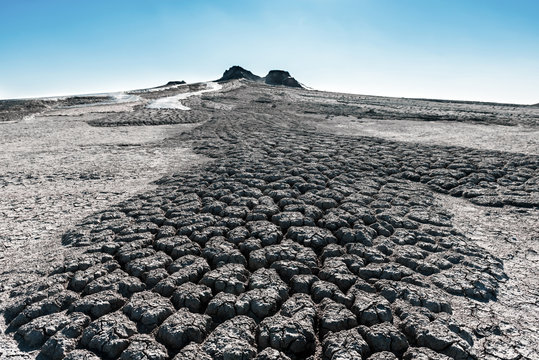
left=317, top=117, right=539, bottom=155
left=1, top=80, right=538, bottom=360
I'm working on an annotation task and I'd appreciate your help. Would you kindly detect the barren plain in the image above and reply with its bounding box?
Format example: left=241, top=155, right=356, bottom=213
left=0, top=76, right=538, bottom=360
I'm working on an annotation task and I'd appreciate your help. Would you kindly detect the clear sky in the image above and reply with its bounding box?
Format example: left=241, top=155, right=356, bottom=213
left=1, top=0, right=538, bottom=104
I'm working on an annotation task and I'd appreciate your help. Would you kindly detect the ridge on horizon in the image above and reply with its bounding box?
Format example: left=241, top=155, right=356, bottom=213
left=1, top=65, right=537, bottom=107
left=217, top=66, right=303, bottom=88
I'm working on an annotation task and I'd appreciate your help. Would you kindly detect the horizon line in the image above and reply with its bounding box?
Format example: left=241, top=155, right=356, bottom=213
left=1, top=78, right=536, bottom=107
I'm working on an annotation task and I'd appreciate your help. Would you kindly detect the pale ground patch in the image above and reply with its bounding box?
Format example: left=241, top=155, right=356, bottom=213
left=437, top=195, right=539, bottom=359
left=317, top=117, right=539, bottom=155
left=147, top=82, right=222, bottom=110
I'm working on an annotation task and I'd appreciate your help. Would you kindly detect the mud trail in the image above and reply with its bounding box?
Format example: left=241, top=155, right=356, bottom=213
left=1, top=80, right=537, bottom=359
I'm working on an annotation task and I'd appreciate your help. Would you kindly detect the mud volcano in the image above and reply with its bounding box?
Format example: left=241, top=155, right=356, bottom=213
left=1, top=68, right=538, bottom=360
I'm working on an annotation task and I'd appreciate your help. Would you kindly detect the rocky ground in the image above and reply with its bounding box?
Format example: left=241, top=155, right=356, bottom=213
left=0, top=77, right=538, bottom=360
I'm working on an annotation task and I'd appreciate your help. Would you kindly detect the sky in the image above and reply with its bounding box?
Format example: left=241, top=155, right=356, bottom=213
left=0, top=0, right=538, bottom=104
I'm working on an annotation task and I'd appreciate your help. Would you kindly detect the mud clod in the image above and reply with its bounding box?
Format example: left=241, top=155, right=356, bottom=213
left=156, top=308, right=211, bottom=350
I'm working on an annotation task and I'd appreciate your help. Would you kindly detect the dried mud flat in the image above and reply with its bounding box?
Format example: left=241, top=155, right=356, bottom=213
left=0, top=80, right=538, bottom=360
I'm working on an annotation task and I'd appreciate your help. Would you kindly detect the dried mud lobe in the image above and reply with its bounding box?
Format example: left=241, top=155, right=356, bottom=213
left=3, top=82, right=537, bottom=359
left=87, top=107, right=213, bottom=127
left=0, top=96, right=112, bottom=122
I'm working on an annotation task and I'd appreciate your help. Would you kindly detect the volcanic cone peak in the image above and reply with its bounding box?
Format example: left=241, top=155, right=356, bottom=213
left=219, top=66, right=262, bottom=82
left=218, top=66, right=304, bottom=88
left=264, top=70, right=302, bottom=88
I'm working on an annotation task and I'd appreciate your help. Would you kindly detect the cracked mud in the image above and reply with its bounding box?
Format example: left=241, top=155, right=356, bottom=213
left=1, top=80, right=538, bottom=359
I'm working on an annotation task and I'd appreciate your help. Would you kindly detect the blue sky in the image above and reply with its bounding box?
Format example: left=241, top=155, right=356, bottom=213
left=1, top=0, right=538, bottom=103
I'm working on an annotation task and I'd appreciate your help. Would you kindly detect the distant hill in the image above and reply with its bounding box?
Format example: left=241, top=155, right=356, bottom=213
left=218, top=66, right=261, bottom=82
left=164, top=81, right=186, bottom=86
left=218, top=66, right=303, bottom=88
left=264, top=70, right=302, bottom=88
left=153, top=80, right=186, bottom=89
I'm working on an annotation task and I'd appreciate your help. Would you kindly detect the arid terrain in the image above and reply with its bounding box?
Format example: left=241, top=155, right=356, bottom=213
left=1, top=68, right=538, bottom=360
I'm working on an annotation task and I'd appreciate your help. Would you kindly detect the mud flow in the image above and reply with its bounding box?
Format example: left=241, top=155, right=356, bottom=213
left=1, top=80, right=538, bottom=359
